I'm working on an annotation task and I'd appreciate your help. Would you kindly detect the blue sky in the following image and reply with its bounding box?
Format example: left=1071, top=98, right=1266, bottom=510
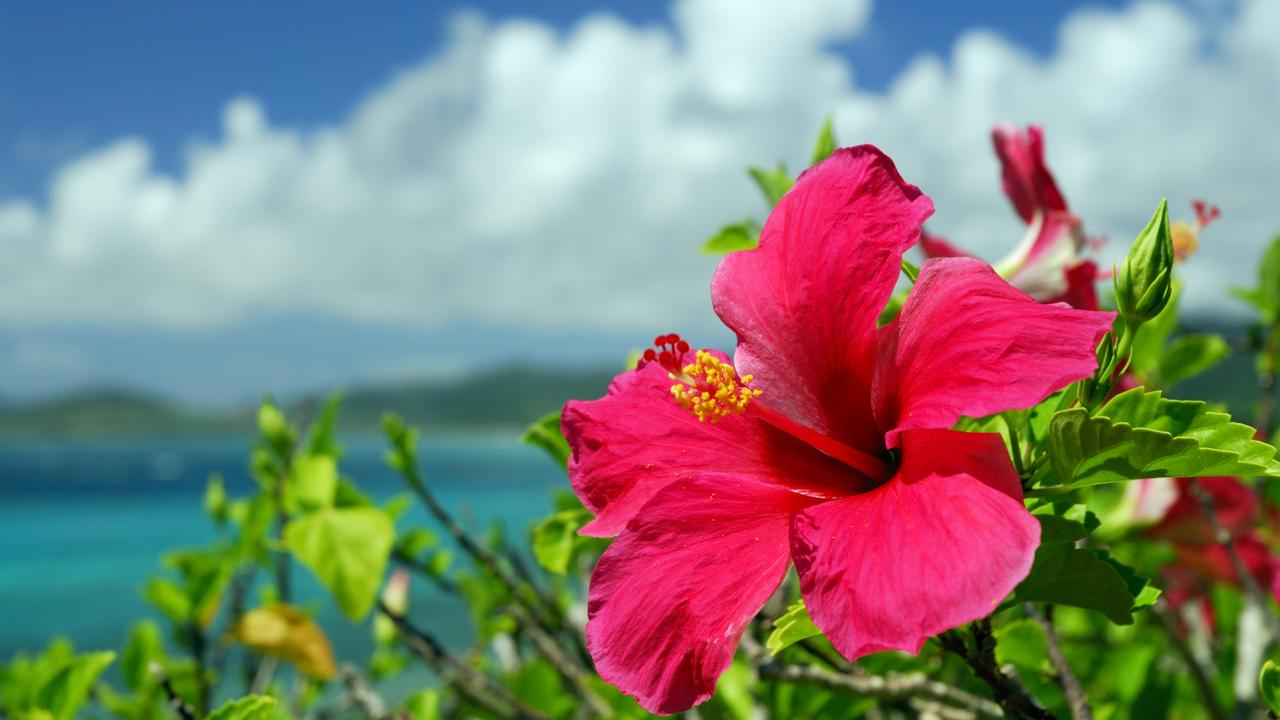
left=0, top=0, right=1272, bottom=405
left=0, top=1, right=1128, bottom=199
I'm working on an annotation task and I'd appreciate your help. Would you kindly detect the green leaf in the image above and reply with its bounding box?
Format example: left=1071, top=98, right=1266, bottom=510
left=397, top=528, right=438, bottom=557
left=993, top=619, right=1049, bottom=671
left=520, top=413, right=571, bottom=469
left=1012, top=543, right=1138, bottom=624
left=206, top=695, right=278, bottom=720
left=204, top=474, right=228, bottom=524
left=1128, top=280, right=1182, bottom=376
left=120, top=620, right=163, bottom=692
left=305, top=392, right=344, bottom=458
left=163, top=547, right=235, bottom=628
left=1260, top=658, right=1280, bottom=713
left=1033, top=505, right=1099, bottom=544
left=403, top=689, right=442, bottom=720
left=1098, top=551, right=1161, bottom=610
left=713, top=660, right=756, bottom=720
left=285, top=507, right=394, bottom=620
left=1158, top=333, right=1229, bottom=388
left=1046, top=387, right=1280, bottom=487
left=531, top=508, right=591, bottom=575
left=767, top=599, right=822, bottom=655
left=257, top=401, right=293, bottom=451
left=289, top=454, right=338, bottom=511
left=748, top=164, right=793, bottom=207
left=36, top=651, right=114, bottom=720
left=810, top=115, right=837, bottom=165
left=1233, top=235, right=1280, bottom=325
left=701, top=219, right=760, bottom=254
left=142, top=578, right=191, bottom=622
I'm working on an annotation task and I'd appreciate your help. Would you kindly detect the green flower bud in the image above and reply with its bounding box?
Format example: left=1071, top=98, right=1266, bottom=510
left=1115, top=199, right=1174, bottom=326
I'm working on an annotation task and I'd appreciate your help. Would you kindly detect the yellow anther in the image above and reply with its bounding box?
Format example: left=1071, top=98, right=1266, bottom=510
left=1170, top=220, right=1199, bottom=263
left=669, top=350, right=761, bottom=423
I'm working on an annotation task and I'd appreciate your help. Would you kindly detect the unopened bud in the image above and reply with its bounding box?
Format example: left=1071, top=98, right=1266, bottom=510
left=1115, top=199, right=1173, bottom=326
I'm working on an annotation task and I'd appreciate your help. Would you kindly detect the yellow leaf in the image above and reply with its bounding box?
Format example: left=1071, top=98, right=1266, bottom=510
left=229, top=604, right=336, bottom=680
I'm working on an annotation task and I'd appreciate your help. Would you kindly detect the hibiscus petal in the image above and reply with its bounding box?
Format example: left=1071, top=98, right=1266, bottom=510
left=874, top=257, right=1114, bottom=447
left=1150, top=476, right=1259, bottom=544
left=993, top=123, right=1068, bottom=224
left=791, top=429, right=1038, bottom=660
left=586, top=475, right=816, bottom=714
left=919, top=230, right=969, bottom=259
left=712, top=146, right=934, bottom=455
left=563, top=355, right=860, bottom=537
left=1173, top=534, right=1275, bottom=591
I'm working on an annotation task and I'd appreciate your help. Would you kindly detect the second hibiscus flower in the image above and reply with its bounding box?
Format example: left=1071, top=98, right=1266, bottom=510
left=562, top=145, right=1115, bottom=714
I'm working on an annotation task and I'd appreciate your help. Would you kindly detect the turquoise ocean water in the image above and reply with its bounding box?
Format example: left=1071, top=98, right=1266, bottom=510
left=0, top=432, right=569, bottom=698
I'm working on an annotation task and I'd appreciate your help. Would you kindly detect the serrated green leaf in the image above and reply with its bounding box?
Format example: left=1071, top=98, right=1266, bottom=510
left=810, top=115, right=837, bottom=165
left=36, top=651, right=114, bottom=720
left=1033, top=509, right=1098, bottom=544
left=285, top=506, right=394, bottom=620
left=1013, top=544, right=1137, bottom=624
left=1158, top=333, right=1229, bottom=388
left=748, top=164, right=793, bottom=207
left=701, top=219, right=760, bottom=254
left=206, top=695, right=278, bottom=720
left=1046, top=388, right=1280, bottom=487
left=520, top=413, right=571, bottom=469
left=766, top=599, right=822, bottom=655
left=1098, top=550, right=1161, bottom=610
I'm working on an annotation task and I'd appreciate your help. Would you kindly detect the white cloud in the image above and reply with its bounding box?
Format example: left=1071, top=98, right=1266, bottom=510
left=0, top=0, right=1274, bottom=340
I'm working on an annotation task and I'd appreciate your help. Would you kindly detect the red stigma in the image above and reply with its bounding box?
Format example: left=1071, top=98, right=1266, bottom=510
left=644, top=332, right=691, bottom=373
left=1193, top=199, right=1221, bottom=229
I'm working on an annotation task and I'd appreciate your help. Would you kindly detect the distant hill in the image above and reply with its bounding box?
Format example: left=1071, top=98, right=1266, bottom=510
left=0, top=317, right=1265, bottom=441
left=304, top=365, right=619, bottom=432
left=0, top=387, right=242, bottom=439
left=0, top=365, right=619, bottom=439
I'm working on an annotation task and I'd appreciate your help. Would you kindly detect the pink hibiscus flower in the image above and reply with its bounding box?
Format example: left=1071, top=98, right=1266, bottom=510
left=922, top=124, right=1100, bottom=310
left=1146, top=476, right=1280, bottom=626
left=562, top=146, right=1115, bottom=713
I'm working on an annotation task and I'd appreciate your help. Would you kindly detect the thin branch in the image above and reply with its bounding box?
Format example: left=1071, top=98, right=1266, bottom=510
left=339, top=664, right=391, bottom=720
left=185, top=622, right=209, bottom=716
left=740, top=634, right=1001, bottom=719
left=392, top=547, right=460, bottom=595
left=939, top=624, right=1057, bottom=720
left=506, top=603, right=611, bottom=718
left=1148, top=600, right=1227, bottom=720
left=1024, top=605, right=1091, bottom=720
left=754, top=660, right=1003, bottom=719
left=378, top=600, right=550, bottom=720
left=149, top=662, right=196, bottom=720
left=394, top=447, right=565, bottom=635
